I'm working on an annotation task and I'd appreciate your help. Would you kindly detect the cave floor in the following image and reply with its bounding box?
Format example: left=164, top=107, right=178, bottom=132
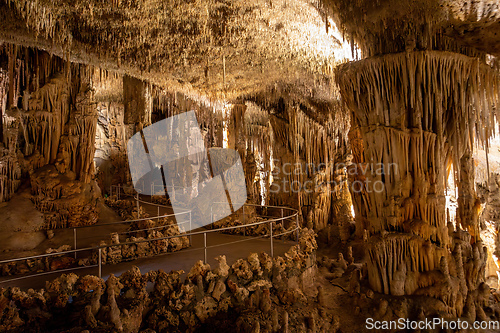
left=0, top=191, right=296, bottom=290
left=0, top=230, right=295, bottom=290
left=0, top=186, right=126, bottom=261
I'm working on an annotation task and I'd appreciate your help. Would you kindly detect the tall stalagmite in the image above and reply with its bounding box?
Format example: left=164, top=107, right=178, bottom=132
left=336, top=50, right=499, bottom=314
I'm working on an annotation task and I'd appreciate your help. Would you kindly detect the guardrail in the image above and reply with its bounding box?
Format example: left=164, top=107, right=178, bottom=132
left=0, top=184, right=299, bottom=285
left=74, top=184, right=193, bottom=259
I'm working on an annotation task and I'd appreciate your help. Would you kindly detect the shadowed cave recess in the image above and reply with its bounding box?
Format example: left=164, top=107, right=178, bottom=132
left=1, top=0, right=500, bottom=332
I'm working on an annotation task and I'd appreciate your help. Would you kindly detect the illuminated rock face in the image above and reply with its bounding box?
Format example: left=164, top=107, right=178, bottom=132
left=0, top=47, right=100, bottom=228
left=336, top=51, right=498, bottom=313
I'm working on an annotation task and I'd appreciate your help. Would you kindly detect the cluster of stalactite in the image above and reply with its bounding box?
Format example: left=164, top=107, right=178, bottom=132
left=337, top=50, right=499, bottom=237
left=335, top=50, right=499, bottom=313
left=23, top=74, right=69, bottom=167
left=94, top=80, right=229, bottom=197
left=321, top=0, right=490, bottom=59
left=119, top=83, right=353, bottom=236
left=235, top=88, right=352, bottom=235
left=3, top=0, right=345, bottom=101
left=1, top=42, right=352, bottom=235
left=0, top=46, right=66, bottom=203
left=94, top=101, right=129, bottom=190
left=0, top=151, right=21, bottom=203
left=0, top=68, right=21, bottom=202
left=0, top=44, right=101, bottom=228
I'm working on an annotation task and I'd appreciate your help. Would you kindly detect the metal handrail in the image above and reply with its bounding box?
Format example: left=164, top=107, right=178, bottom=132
left=0, top=186, right=300, bottom=284
left=115, top=219, right=191, bottom=236
left=73, top=211, right=188, bottom=230
left=72, top=185, right=193, bottom=259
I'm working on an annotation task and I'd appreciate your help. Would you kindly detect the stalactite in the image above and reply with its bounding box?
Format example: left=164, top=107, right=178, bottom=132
left=23, top=73, right=68, bottom=165
left=0, top=46, right=102, bottom=227
left=0, top=113, right=21, bottom=204
left=240, top=89, right=350, bottom=231
left=335, top=50, right=497, bottom=312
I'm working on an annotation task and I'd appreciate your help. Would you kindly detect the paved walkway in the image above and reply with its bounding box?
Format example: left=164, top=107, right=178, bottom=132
left=0, top=232, right=295, bottom=290
left=0, top=194, right=297, bottom=290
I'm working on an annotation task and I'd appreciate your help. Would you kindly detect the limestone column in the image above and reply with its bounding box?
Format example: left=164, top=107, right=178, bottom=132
left=336, top=51, right=497, bottom=313
left=457, top=150, right=481, bottom=243
left=123, top=75, right=152, bottom=130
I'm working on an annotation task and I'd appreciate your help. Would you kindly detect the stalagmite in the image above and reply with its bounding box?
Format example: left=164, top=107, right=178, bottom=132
left=0, top=46, right=102, bottom=227
left=336, top=50, right=497, bottom=314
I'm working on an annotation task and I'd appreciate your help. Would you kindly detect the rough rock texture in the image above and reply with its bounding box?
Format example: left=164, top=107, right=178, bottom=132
left=0, top=229, right=318, bottom=333
left=0, top=45, right=101, bottom=228
left=323, top=0, right=500, bottom=58
left=235, top=89, right=352, bottom=233
left=0, top=72, right=21, bottom=202
left=95, top=196, right=191, bottom=265
left=30, top=165, right=100, bottom=228
left=336, top=49, right=498, bottom=315
left=0, top=0, right=347, bottom=101
left=1, top=37, right=353, bottom=239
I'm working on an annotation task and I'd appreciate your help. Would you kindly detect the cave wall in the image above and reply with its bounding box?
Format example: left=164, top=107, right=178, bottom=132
left=0, top=44, right=100, bottom=228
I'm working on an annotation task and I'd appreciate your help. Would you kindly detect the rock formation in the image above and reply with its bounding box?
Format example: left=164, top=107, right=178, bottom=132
left=1, top=0, right=500, bottom=331
left=332, top=0, right=500, bottom=317
left=0, top=229, right=319, bottom=333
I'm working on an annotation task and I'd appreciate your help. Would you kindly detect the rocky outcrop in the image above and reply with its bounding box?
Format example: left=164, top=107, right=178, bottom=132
left=0, top=229, right=317, bottom=333
left=30, top=165, right=100, bottom=228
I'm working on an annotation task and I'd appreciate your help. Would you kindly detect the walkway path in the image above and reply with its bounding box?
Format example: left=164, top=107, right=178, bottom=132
left=0, top=232, right=294, bottom=290
left=0, top=190, right=298, bottom=290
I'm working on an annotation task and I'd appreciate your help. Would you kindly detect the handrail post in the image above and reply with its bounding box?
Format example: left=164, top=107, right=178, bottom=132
left=270, top=221, right=274, bottom=257
left=204, top=232, right=207, bottom=264
left=73, top=228, right=77, bottom=259
left=242, top=205, right=246, bottom=236
left=281, top=208, right=284, bottom=242
left=136, top=193, right=140, bottom=218
left=295, top=213, right=299, bottom=242
left=189, top=211, right=192, bottom=245
left=117, top=184, right=120, bottom=200
left=98, top=248, right=102, bottom=278
left=157, top=205, right=160, bottom=217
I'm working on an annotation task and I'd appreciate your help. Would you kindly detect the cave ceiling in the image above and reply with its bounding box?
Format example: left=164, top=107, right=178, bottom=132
left=322, top=0, right=500, bottom=57
left=0, top=0, right=499, bottom=102
left=0, top=0, right=350, bottom=102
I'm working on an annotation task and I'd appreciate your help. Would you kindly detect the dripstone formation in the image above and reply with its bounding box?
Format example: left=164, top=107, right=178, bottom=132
left=1, top=0, right=500, bottom=332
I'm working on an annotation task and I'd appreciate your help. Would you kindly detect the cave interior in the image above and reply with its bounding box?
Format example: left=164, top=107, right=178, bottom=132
left=1, top=0, right=500, bottom=332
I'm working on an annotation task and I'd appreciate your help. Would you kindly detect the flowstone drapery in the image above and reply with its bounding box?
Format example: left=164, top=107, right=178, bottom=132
left=336, top=50, right=499, bottom=314
left=0, top=45, right=101, bottom=228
